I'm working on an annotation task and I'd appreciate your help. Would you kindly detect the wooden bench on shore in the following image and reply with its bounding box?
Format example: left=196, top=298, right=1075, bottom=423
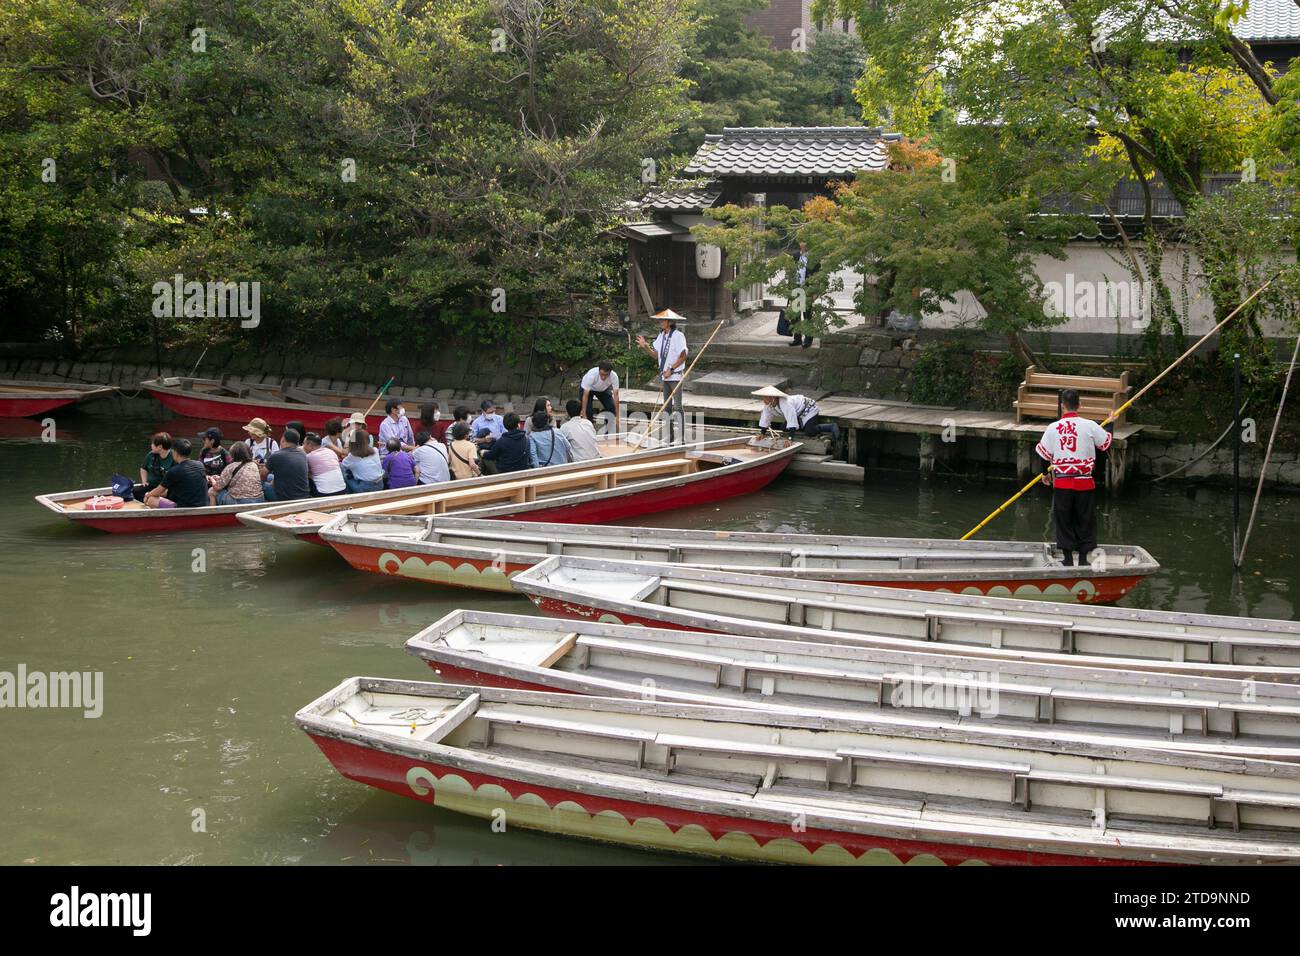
left=1014, top=366, right=1131, bottom=426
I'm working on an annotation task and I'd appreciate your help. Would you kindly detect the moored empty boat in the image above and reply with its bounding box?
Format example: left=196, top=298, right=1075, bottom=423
left=322, top=514, right=1158, bottom=604
left=141, top=376, right=395, bottom=432
left=510, top=555, right=1300, bottom=672
left=0, top=380, right=117, bottom=418
left=297, top=678, right=1300, bottom=865
left=242, top=432, right=799, bottom=544
left=404, top=610, right=1300, bottom=753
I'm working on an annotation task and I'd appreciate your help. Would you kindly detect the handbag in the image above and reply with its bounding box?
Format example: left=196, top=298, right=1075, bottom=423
left=776, top=309, right=792, bottom=336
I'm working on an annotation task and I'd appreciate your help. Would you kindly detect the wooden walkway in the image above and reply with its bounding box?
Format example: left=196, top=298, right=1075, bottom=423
left=621, top=388, right=1144, bottom=445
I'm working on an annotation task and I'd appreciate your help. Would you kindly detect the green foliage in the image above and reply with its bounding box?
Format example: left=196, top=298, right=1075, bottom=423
left=910, top=340, right=1022, bottom=410
left=0, top=0, right=692, bottom=354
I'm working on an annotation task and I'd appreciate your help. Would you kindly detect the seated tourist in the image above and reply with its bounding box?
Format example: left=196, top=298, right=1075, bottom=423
left=303, top=432, right=347, bottom=496
left=342, top=412, right=368, bottom=447
left=379, top=399, right=416, bottom=459
left=208, top=441, right=266, bottom=505
left=411, top=429, right=450, bottom=485
left=259, top=428, right=311, bottom=502
left=382, top=437, right=418, bottom=489
left=198, top=427, right=231, bottom=477
left=135, top=431, right=174, bottom=502
left=144, top=437, right=208, bottom=508
left=471, top=400, right=505, bottom=442
left=321, top=418, right=349, bottom=460
left=523, top=397, right=553, bottom=434
left=242, top=418, right=279, bottom=462
left=447, top=422, right=481, bottom=479
left=482, top=412, right=531, bottom=473
left=560, top=399, right=600, bottom=461
left=528, top=409, right=572, bottom=468
left=341, top=432, right=384, bottom=493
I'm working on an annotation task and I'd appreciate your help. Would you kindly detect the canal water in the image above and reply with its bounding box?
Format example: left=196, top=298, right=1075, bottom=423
left=1, top=398, right=1295, bottom=865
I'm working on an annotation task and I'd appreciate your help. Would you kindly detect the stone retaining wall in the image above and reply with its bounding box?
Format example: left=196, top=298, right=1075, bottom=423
left=815, top=328, right=920, bottom=399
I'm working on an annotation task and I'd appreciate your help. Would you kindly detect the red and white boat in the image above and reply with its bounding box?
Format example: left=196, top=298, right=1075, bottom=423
left=322, top=514, right=1158, bottom=604
left=510, top=555, right=1300, bottom=672
left=239, top=433, right=800, bottom=544
left=297, top=678, right=1300, bottom=865
left=405, top=610, right=1300, bottom=751
left=140, top=376, right=401, bottom=433
left=0, top=380, right=117, bottom=418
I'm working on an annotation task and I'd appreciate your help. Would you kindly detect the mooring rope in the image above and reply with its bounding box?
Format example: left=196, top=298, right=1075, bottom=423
left=1144, top=402, right=1248, bottom=484
left=1235, top=332, right=1300, bottom=568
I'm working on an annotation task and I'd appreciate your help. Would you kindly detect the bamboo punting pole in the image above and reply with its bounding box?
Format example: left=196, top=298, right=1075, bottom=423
left=633, top=320, right=726, bottom=447
left=360, top=377, right=396, bottom=420
left=1235, top=330, right=1300, bottom=568
left=961, top=272, right=1282, bottom=541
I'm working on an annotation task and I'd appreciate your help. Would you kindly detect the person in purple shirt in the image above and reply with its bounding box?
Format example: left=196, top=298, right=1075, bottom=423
left=382, top=438, right=418, bottom=489
left=378, top=398, right=415, bottom=460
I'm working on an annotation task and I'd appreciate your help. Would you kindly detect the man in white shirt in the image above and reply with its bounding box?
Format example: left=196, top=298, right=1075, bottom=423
left=753, top=386, right=840, bottom=443
left=1035, top=389, right=1113, bottom=566
left=411, top=429, right=451, bottom=484
left=579, top=361, right=620, bottom=432
left=561, top=400, right=601, bottom=461
left=636, top=310, right=688, bottom=444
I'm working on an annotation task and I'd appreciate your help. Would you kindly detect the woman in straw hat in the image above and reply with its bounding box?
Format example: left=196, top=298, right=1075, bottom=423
left=753, top=385, right=840, bottom=442
left=636, top=308, right=689, bottom=443
left=242, top=417, right=280, bottom=462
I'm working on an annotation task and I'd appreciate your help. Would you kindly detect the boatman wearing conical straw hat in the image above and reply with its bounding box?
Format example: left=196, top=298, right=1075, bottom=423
left=1035, top=388, right=1112, bottom=567
left=753, top=386, right=840, bottom=444
left=636, top=309, right=688, bottom=444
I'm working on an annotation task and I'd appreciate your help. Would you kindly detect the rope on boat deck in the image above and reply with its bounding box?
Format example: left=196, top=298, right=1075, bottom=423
left=340, top=707, right=441, bottom=733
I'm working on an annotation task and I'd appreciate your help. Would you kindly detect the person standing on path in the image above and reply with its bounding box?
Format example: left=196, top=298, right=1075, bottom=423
left=1035, top=388, right=1113, bottom=567
left=789, top=241, right=818, bottom=349
left=637, top=309, right=688, bottom=444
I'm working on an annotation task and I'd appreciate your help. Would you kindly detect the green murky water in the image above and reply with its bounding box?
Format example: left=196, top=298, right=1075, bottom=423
left=0, top=398, right=1295, bottom=865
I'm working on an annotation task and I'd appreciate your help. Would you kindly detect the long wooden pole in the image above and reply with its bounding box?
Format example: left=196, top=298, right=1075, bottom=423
left=961, top=272, right=1281, bottom=541
left=635, top=320, right=726, bottom=446
left=360, top=377, right=396, bottom=420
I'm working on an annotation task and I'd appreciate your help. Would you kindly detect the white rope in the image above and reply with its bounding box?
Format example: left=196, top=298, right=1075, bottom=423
left=1145, top=402, right=1247, bottom=483
left=1235, top=332, right=1300, bottom=567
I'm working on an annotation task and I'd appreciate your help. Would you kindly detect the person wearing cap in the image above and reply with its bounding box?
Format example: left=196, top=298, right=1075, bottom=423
left=198, top=427, right=231, bottom=477
left=341, top=412, right=371, bottom=449
left=242, top=418, right=280, bottom=463
left=258, top=428, right=311, bottom=502
left=579, top=362, right=620, bottom=428
left=471, top=400, right=505, bottom=442
left=636, top=309, right=688, bottom=443
left=754, top=386, right=840, bottom=443
left=378, top=398, right=415, bottom=460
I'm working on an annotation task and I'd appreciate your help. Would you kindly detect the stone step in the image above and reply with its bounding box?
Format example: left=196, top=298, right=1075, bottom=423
left=686, top=370, right=791, bottom=399
left=788, top=457, right=865, bottom=482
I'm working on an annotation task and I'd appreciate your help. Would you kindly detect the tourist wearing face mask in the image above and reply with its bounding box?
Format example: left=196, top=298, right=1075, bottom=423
left=378, top=398, right=415, bottom=460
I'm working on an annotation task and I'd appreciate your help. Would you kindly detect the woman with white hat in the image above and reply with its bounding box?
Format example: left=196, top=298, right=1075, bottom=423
left=753, top=386, right=840, bottom=442
left=242, top=417, right=280, bottom=462
left=636, top=309, right=688, bottom=443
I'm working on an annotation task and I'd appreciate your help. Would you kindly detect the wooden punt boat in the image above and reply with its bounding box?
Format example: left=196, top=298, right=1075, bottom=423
left=0, top=380, right=117, bottom=418
left=34, top=432, right=750, bottom=535
left=240, top=433, right=800, bottom=544
left=297, top=678, right=1300, bottom=865
left=141, top=376, right=402, bottom=433
left=511, top=555, right=1300, bottom=673
left=405, top=611, right=1300, bottom=753
left=322, top=514, right=1158, bottom=604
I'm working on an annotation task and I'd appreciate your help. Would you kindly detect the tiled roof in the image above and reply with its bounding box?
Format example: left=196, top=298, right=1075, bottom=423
left=684, top=127, right=903, bottom=178
left=641, top=180, right=724, bottom=212
left=1233, top=0, right=1300, bottom=42
left=1044, top=173, right=1288, bottom=220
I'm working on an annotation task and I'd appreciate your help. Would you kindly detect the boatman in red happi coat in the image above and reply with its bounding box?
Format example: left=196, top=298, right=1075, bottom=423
left=1035, top=388, right=1113, bottom=567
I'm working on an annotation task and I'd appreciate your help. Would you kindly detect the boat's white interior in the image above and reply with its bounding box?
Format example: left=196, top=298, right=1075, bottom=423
left=428, top=619, right=1300, bottom=746
left=309, top=684, right=1300, bottom=844
left=525, top=560, right=1300, bottom=667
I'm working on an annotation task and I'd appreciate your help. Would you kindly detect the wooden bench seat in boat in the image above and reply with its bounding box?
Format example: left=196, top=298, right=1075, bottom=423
left=351, top=457, right=699, bottom=517
left=1224, top=700, right=1300, bottom=738
left=575, top=635, right=734, bottom=686
left=654, top=733, right=842, bottom=789
left=1218, top=788, right=1300, bottom=831
left=836, top=747, right=1032, bottom=801
left=1045, top=689, right=1218, bottom=733
left=1015, top=769, right=1222, bottom=823
left=1014, top=366, right=1130, bottom=425
left=476, top=706, right=657, bottom=768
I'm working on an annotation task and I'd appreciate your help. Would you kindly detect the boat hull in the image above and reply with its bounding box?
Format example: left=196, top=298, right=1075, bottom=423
left=0, top=396, right=79, bottom=418
left=143, top=385, right=387, bottom=432
left=306, top=732, right=1145, bottom=866
left=63, top=510, right=246, bottom=534
left=332, top=541, right=1145, bottom=604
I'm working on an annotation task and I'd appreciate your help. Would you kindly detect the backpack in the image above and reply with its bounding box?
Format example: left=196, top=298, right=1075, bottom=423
left=110, top=474, right=135, bottom=499
left=776, top=310, right=792, bottom=336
